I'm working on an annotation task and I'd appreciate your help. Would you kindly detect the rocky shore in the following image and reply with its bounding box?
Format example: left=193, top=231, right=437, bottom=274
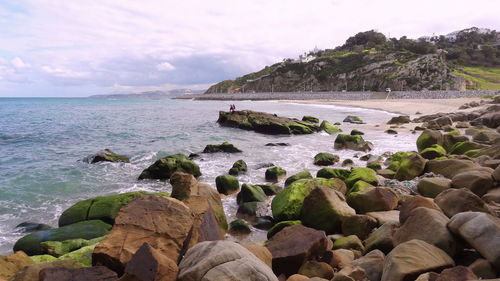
left=1, top=97, right=500, bottom=281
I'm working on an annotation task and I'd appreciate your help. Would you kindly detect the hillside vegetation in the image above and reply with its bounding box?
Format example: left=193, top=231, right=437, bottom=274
left=206, top=27, right=500, bottom=93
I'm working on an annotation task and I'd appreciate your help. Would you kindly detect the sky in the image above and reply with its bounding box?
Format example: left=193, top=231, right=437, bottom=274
left=0, top=0, right=498, bottom=97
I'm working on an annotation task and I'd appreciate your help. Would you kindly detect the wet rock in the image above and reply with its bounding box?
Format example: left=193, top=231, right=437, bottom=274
left=229, top=219, right=251, bottom=235
left=301, top=187, right=355, bottom=234
left=229, top=159, right=247, bottom=175
left=267, top=220, right=302, bottom=239
left=302, top=116, right=319, bottom=123
left=266, top=224, right=327, bottom=277
left=343, top=115, right=364, bottom=124
left=332, top=235, right=364, bottom=252
left=341, top=215, right=378, bottom=240
left=15, top=222, right=52, bottom=233
left=298, top=261, right=334, bottom=279
left=448, top=212, right=500, bottom=268
left=84, top=149, right=129, bottom=163
left=387, top=115, right=411, bottom=124
left=381, top=239, right=454, bottom=281
left=313, top=153, right=339, bottom=166
left=473, top=130, right=500, bottom=144
left=421, top=144, right=447, bottom=160
left=417, top=177, right=452, bottom=198
left=215, top=174, right=239, bottom=195
left=13, top=220, right=111, bottom=256
left=377, top=169, right=396, bottom=179
left=138, top=154, right=201, bottom=180
left=285, top=171, right=313, bottom=187
left=237, top=184, right=267, bottom=205
left=266, top=166, right=287, bottom=182
left=320, top=120, right=342, bottom=134
left=0, top=251, right=34, bottom=281
left=203, top=141, right=242, bottom=153
left=316, top=168, right=351, bottom=181
left=417, top=129, right=443, bottom=152
left=385, top=129, right=398, bottom=135
left=350, top=129, right=364, bottom=136
left=260, top=184, right=281, bottom=196
left=451, top=169, right=494, bottom=196
left=435, top=188, right=494, bottom=218
left=394, top=152, right=427, bottom=181
left=334, top=134, right=373, bottom=152
left=345, top=167, right=379, bottom=188
left=92, top=195, right=194, bottom=275
left=265, top=142, right=291, bottom=146
left=341, top=159, right=354, bottom=167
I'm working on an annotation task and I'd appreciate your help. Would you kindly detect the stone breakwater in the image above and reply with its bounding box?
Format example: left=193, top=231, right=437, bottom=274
left=174, top=90, right=500, bottom=101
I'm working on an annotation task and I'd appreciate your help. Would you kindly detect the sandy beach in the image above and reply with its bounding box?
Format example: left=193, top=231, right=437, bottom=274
left=281, top=97, right=489, bottom=117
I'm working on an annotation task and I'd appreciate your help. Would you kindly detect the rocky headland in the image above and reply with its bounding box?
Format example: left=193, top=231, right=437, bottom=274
left=1, top=97, right=500, bottom=281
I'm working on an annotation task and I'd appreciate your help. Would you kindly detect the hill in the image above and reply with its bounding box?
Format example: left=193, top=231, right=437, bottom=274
left=206, top=27, right=500, bottom=93
left=89, top=89, right=205, bottom=99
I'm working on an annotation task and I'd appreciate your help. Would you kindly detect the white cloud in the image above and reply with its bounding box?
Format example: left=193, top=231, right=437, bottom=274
left=156, top=61, right=175, bottom=71
left=41, top=65, right=89, bottom=78
left=11, top=57, right=29, bottom=69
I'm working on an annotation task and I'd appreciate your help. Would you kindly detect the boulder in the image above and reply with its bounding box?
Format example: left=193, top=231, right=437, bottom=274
left=302, top=116, right=319, bottom=123
left=229, top=159, right=248, bottom=176
left=331, top=264, right=368, bottom=281
left=447, top=212, right=500, bottom=268
left=321, top=249, right=355, bottom=270
left=13, top=220, right=111, bottom=256
left=313, top=153, right=339, bottom=166
left=364, top=223, right=398, bottom=254
left=417, top=177, right=452, bottom=198
left=387, top=115, right=410, bottom=124
left=334, top=134, right=373, bottom=152
left=320, top=120, right=342, bottom=134
left=297, top=261, right=334, bottom=279
left=9, top=260, right=78, bottom=281
left=57, top=244, right=96, bottom=267
left=272, top=178, right=346, bottom=221
left=365, top=210, right=400, bottom=226
left=399, top=196, right=442, bottom=224
left=183, top=196, right=225, bottom=249
left=84, top=149, right=129, bottom=163
left=0, top=251, right=34, bottom=281
left=421, top=144, right=447, bottom=160
left=138, top=154, right=201, bottom=180
left=347, top=187, right=398, bottom=214
left=350, top=129, right=364, bottom=136
left=381, top=239, right=454, bottom=281
left=341, top=215, right=378, bottom=240
left=343, top=115, right=364, bottom=124
left=265, top=225, right=327, bottom=277
left=473, top=130, right=500, bottom=144
left=203, top=141, right=242, bottom=153
left=433, top=266, right=478, bottom=281
left=259, top=184, right=281, bottom=196
left=40, top=237, right=103, bottom=257
left=228, top=219, right=251, bottom=235
left=349, top=250, right=385, bottom=281
left=393, top=207, right=456, bottom=255
left=237, top=184, right=267, bottom=205
left=385, top=129, right=398, bottom=135
left=435, top=188, right=494, bottom=218
left=316, top=168, right=351, bottom=181
left=301, top=187, right=356, bottom=234
left=285, top=171, right=313, bottom=187
left=92, top=195, right=194, bottom=275
left=39, top=266, right=118, bottom=281
left=15, top=222, right=52, bottom=233
left=286, top=274, right=309, bottom=281
left=178, top=240, right=278, bottom=281
left=416, top=129, right=443, bottom=152
left=345, top=167, right=379, bottom=188
left=215, top=175, right=239, bottom=195
left=450, top=141, right=487, bottom=155
left=265, top=166, right=287, bottom=182
left=267, top=220, right=302, bottom=239
left=332, top=235, right=364, bottom=252
left=425, top=158, right=482, bottom=178
left=217, top=110, right=320, bottom=135
left=59, top=191, right=164, bottom=226
left=394, top=152, right=427, bottom=181
left=237, top=201, right=267, bottom=219
left=451, top=169, right=494, bottom=196
left=468, top=259, right=497, bottom=279
left=482, top=187, right=500, bottom=203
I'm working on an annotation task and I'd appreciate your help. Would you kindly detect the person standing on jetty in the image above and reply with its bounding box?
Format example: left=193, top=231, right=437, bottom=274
left=229, top=104, right=236, bottom=113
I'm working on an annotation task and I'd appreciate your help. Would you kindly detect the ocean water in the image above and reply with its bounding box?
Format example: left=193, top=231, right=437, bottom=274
left=0, top=97, right=418, bottom=255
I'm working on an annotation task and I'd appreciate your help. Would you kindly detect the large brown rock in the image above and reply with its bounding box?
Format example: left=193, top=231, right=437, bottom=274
left=393, top=207, right=457, bottom=255
left=364, top=222, right=398, bottom=254
left=92, top=195, right=194, bottom=275
left=297, top=261, right=334, bottom=280
left=241, top=244, right=273, bottom=269
left=381, top=240, right=454, bottom=281
left=119, top=243, right=178, bottom=281
left=434, top=188, right=494, bottom=218
left=183, top=196, right=225, bottom=248
left=341, top=215, right=378, bottom=240
left=434, top=266, right=478, bottom=281
left=365, top=210, right=400, bottom=226
left=177, top=240, right=278, bottom=281
left=394, top=153, right=427, bottom=181
left=0, top=251, right=33, bottom=281
left=425, top=159, right=482, bottom=178
left=347, top=187, right=398, bottom=214
left=266, top=225, right=327, bottom=277
left=320, top=249, right=355, bottom=270
left=447, top=212, right=500, bottom=268
left=468, top=259, right=497, bottom=279
left=482, top=187, right=500, bottom=204
left=39, top=266, right=118, bottom=281
left=349, top=250, right=385, bottom=281
left=301, top=187, right=355, bottom=234
left=399, top=196, right=441, bottom=224
left=417, top=177, right=452, bottom=198
left=451, top=169, right=495, bottom=197
left=11, top=260, right=78, bottom=281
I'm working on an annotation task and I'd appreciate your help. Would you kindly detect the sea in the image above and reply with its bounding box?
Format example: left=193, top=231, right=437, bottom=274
left=0, top=97, right=418, bottom=255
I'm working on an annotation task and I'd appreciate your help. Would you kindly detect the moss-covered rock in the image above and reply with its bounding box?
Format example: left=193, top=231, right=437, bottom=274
left=203, top=141, right=242, bottom=153
left=343, top=115, right=364, bottom=124
left=320, top=120, right=342, bottom=134
left=215, top=175, right=240, bottom=195
left=342, top=159, right=354, bottom=167
left=449, top=141, right=487, bottom=155
left=13, top=220, right=111, bottom=256
left=332, top=235, right=365, bottom=252
left=265, top=166, right=287, bottom=182
left=394, top=153, right=427, bottom=181
left=284, top=170, right=313, bottom=187
left=59, top=191, right=168, bottom=226
left=313, top=152, right=339, bottom=166
left=442, top=134, right=469, bottom=152
left=420, top=144, right=447, bottom=160
left=258, top=184, right=281, bottom=196
left=416, top=129, right=443, bottom=152
left=387, top=115, right=411, bottom=124
left=345, top=167, right=379, bottom=188
left=40, top=237, right=104, bottom=257
left=385, top=129, right=398, bottom=135
left=228, top=219, right=251, bottom=235
left=236, top=184, right=267, bottom=205
left=385, top=151, right=414, bottom=172
left=302, top=116, right=319, bottom=123
left=316, top=168, right=351, bottom=181
left=350, top=129, right=364, bottom=135
left=334, top=134, right=373, bottom=152
left=348, top=180, right=374, bottom=195
left=267, top=220, right=302, bottom=239
left=84, top=149, right=129, bottom=164
left=138, top=154, right=201, bottom=180
left=271, top=178, right=344, bottom=221
left=367, top=162, right=382, bottom=171
left=228, top=159, right=247, bottom=175
left=30, top=254, right=58, bottom=263
left=58, top=244, right=95, bottom=267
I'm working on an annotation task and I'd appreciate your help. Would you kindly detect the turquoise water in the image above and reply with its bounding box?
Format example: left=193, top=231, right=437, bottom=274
left=0, top=98, right=417, bottom=254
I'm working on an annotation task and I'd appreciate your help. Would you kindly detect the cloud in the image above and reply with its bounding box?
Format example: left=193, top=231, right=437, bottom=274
left=11, top=57, right=29, bottom=68
left=156, top=61, right=175, bottom=71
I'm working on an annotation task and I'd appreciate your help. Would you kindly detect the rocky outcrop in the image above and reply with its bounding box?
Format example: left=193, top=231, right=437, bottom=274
left=203, top=142, right=242, bottom=153
left=138, top=154, right=201, bottom=180
left=83, top=149, right=129, bottom=164
left=334, top=134, right=373, bottom=152
left=217, top=110, right=320, bottom=135
left=0, top=251, right=34, bottom=281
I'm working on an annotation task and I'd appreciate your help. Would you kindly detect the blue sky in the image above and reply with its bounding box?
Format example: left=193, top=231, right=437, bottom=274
left=0, top=0, right=499, bottom=97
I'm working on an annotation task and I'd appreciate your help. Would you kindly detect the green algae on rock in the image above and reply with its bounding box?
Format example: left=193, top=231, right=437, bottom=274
left=302, top=115, right=319, bottom=123
left=345, top=167, right=379, bottom=188
left=313, top=152, right=339, bottom=166
left=203, top=141, right=242, bottom=153
left=237, top=184, right=267, bottom=205
left=320, top=120, right=342, bottom=134
left=215, top=174, right=240, bottom=195
left=316, top=168, right=351, bottom=181
left=265, top=166, right=287, bottom=182
left=138, top=153, right=201, bottom=180
left=284, top=170, right=313, bottom=187
left=84, top=149, right=130, bottom=164
left=229, top=159, right=247, bottom=175
left=267, top=220, right=302, bottom=239
left=334, top=134, right=373, bottom=151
